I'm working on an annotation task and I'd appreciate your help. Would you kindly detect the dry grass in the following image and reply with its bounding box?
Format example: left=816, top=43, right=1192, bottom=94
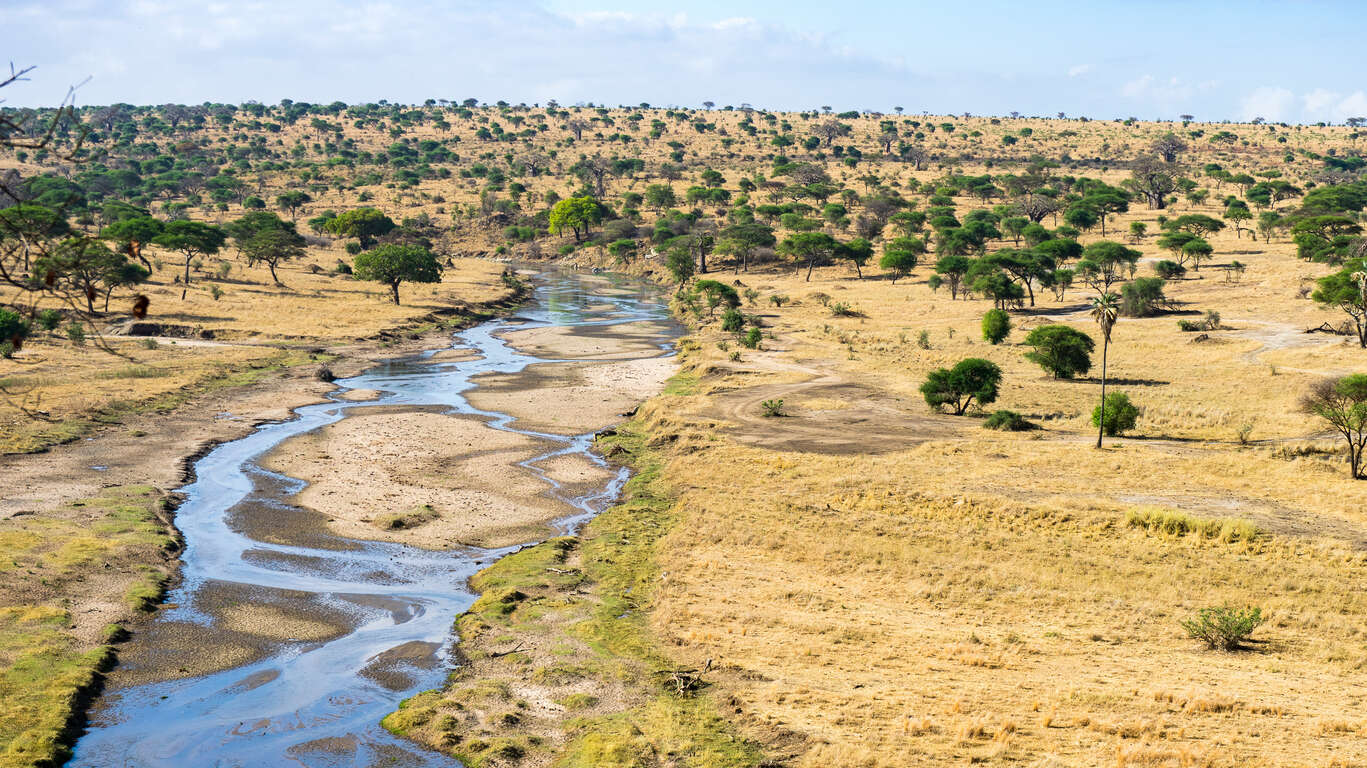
left=622, top=215, right=1367, bottom=765
left=0, top=257, right=512, bottom=453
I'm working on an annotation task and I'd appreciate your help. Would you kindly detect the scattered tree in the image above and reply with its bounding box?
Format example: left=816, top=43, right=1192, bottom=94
left=352, top=243, right=442, bottom=304
left=921, top=358, right=1003, bottom=415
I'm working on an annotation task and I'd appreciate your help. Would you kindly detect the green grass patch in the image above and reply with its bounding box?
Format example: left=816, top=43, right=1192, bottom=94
left=0, top=607, right=113, bottom=768
left=0, top=486, right=175, bottom=766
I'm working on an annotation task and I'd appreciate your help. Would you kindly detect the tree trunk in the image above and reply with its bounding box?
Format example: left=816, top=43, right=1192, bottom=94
left=1096, top=337, right=1109, bottom=449
left=269, top=261, right=282, bottom=286
left=390, top=282, right=401, bottom=304
left=182, top=254, right=192, bottom=300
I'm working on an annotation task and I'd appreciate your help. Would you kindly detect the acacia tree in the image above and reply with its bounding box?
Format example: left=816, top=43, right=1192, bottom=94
left=548, top=196, right=602, bottom=242
left=1301, top=375, right=1367, bottom=479
left=879, top=236, right=925, bottom=283
left=920, top=358, right=1002, bottom=415
left=152, top=219, right=227, bottom=299
left=35, top=238, right=147, bottom=313
left=242, top=228, right=306, bottom=286
left=323, top=207, right=395, bottom=248
left=1090, top=292, right=1121, bottom=448
left=353, top=244, right=442, bottom=304
left=716, top=220, right=775, bottom=273
left=1313, top=259, right=1367, bottom=348
left=275, top=190, right=312, bottom=222
left=779, top=231, right=839, bottom=281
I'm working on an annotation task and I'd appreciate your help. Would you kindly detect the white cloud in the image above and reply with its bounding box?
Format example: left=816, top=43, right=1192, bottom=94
left=1239, top=86, right=1295, bottom=122
left=1067, top=64, right=1091, bottom=78
left=1121, top=74, right=1217, bottom=105
left=1235, top=86, right=1367, bottom=124
left=1301, top=88, right=1367, bottom=123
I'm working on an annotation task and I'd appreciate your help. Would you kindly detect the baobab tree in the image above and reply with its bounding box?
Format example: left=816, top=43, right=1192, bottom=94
left=1151, top=132, right=1188, bottom=162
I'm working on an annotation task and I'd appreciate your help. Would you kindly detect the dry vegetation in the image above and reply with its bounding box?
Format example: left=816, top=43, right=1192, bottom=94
left=6, top=96, right=1367, bottom=766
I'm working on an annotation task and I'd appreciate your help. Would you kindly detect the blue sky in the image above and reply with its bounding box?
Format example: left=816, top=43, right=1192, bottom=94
left=2, top=0, right=1363, bottom=123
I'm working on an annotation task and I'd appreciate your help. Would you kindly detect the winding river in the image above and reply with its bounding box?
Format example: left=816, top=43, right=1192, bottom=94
left=70, top=268, right=676, bottom=767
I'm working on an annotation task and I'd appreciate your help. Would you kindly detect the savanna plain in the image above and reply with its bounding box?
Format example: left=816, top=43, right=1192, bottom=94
left=2, top=92, right=1367, bottom=768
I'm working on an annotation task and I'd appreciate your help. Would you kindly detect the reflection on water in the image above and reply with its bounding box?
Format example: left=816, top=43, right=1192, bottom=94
left=70, top=270, right=674, bottom=768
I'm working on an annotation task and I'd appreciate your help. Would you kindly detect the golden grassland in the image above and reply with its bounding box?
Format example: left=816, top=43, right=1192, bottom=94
left=0, top=256, right=513, bottom=453
left=611, top=233, right=1367, bottom=764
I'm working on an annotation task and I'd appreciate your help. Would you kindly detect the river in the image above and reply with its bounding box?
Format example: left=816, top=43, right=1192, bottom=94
left=70, top=268, right=676, bottom=767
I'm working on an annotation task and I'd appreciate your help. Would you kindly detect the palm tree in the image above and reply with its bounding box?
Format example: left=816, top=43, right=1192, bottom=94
left=1090, top=292, right=1121, bottom=449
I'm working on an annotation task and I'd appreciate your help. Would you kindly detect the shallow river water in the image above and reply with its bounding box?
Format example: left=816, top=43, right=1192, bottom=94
left=70, top=269, right=675, bottom=767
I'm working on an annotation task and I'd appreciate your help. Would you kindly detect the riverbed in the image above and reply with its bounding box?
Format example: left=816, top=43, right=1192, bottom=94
left=70, top=269, right=677, bottom=767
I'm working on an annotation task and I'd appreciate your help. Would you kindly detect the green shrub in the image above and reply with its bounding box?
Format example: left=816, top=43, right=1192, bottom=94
left=1120, top=277, right=1168, bottom=317
left=741, top=327, right=762, bottom=349
left=761, top=399, right=784, bottom=417
left=1180, top=605, right=1265, bottom=650
left=65, top=322, right=86, bottom=345
left=983, top=409, right=1035, bottom=431
left=345, top=242, right=362, bottom=255
left=1023, top=324, right=1094, bottom=379
left=829, top=301, right=861, bottom=317
left=0, top=307, right=30, bottom=348
left=721, top=308, right=744, bottom=332
left=36, top=308, right=62, bottom=332
left=981, top=308, right=1011, bottom=344
left=1153, top=260, right=1186, bottom=280
left=1092, top=391, right=1138, bottom=436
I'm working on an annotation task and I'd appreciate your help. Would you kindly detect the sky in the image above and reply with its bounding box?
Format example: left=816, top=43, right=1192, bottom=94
left=1, top=0, right=1364, bottom=123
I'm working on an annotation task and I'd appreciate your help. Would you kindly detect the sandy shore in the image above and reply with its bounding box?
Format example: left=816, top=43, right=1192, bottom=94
left=466, top=356, right=674, bottom=436
left=498, top=320, right=675, bottom=360
left=259, top=408, right=607, bottom=549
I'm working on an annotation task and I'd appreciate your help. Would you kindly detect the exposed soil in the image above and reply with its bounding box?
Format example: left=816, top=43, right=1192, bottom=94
left=259, top=407, right=588, bottom=549
left=466, top=356, right=675, bottom=436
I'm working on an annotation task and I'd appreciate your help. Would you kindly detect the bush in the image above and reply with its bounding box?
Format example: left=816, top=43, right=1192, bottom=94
left=1121, top=277, right=1168, bottom=317
left=36, top=309, right=62, bottom=332
left=65, top=322, right=86, bottom=345
left=981, top=309, right=1011, bottom=344
left=1092, top=391, right=1138, bottom=436
left=741, top=327, right=762, bottom=349
left=721, top=307, right=744, bottom=332
left=921, top=358, right=1002, bottom=415
left=1153, top=260, right=1186, bottom=280
left=983, top=409, right=1034, bottom=431
left=1023, top=324, right=1094, bottom=379
left=0, top=307, right=31, bottom=349
left=345, top=241, right=362, bottom=255
left=1180, top=605, right=1266, bottom=650
left=761, top=398, right=784, bottom=417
